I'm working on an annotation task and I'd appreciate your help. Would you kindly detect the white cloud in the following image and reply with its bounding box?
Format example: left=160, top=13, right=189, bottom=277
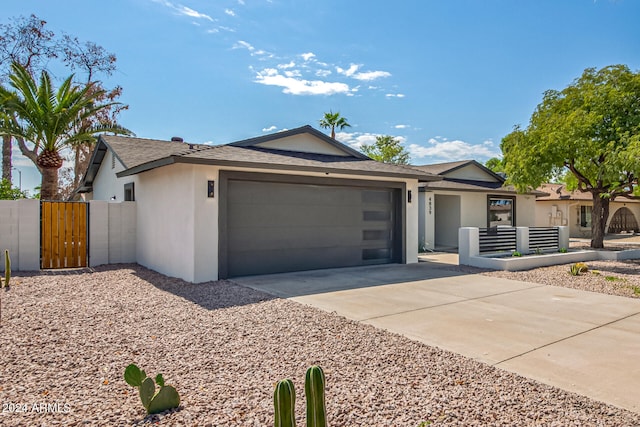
left=233, top=40, right=254, bottom=51
left=225, top=8, right=235, bottom=16
left=408, top=137, right=500, bottom=162
left=336, top=64, right=390, bottom=81
left=301, top=52, right=316, bottom=61
left=336, top=64, right=360, bottom=77
left=385, top=93, right=405, bottom=98
left=254, top=68, right=350, bottom=96
left=179, top=6, right=213, bottom=21
left=284, top=70, right=301, bottom=77
left=315, top=69, right=332, bottom=77
left=152, top=1, right=215, bottom=21
left=278, top=61, right=296, bottom=69
left=262, top=125, right=277, bottom=132
left=237, top=0, right=245, bottom=4
left=394, top=124, right=409, bottom=129
left=353, top=70, right=391, bottom=81
left=233, top=40, right=271, bottom=57
left=336, top=131, right=407, bottom=150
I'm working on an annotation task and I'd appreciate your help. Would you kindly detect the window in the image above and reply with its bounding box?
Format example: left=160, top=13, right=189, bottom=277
left=487, top=196, right=515, bottom=227
left=580, top=205, right=592, bottom=228
left=124, top=182, right=135, bottom=201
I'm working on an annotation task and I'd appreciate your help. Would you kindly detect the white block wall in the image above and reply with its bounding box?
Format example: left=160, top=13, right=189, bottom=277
left=89, top=201, right=136, bottom=267
left=0, top=199, right=40, bottom=271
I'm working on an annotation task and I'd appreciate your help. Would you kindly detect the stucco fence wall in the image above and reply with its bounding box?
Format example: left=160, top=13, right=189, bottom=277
left=0, top=200, right=135, bottom=272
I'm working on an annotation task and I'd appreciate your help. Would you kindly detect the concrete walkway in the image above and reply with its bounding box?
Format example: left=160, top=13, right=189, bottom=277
left=234, top=261, right=640, bottom=413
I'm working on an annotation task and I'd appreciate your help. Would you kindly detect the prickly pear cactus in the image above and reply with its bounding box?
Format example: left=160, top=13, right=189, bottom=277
left=274, top=378, right=296, bottom=427
left=147, top=384, right=180, bottom=415
left=124, top=363, right=180, bottom=415
left=305, top=366, right=327, bottom=427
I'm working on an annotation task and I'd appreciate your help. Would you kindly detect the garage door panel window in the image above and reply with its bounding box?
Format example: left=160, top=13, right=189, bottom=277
left=362, top=248, right=391, bottom=260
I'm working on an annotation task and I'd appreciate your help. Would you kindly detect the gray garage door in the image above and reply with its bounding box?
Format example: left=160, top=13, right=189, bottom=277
left=221, top=176, right=402, bottom=277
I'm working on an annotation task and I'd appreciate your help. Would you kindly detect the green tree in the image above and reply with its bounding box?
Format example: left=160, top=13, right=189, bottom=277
left=361, top=135, right=410, bottom=165
left=0, top=14, right=125, bottom=191
left=485, top=157, right=505, bottom=174
left=0, top=178, right=27, bottom=199
left=0, top=62, right=131, bottom=200
left=319, top=110, right=351, bottom=139
left=501, top=64, right=640, bottom=249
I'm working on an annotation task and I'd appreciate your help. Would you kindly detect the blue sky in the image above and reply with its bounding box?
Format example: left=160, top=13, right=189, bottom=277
left=4, top=0, right=640, bottom=193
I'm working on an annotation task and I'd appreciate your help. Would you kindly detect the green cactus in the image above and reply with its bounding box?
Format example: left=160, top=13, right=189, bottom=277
left=274, top=378, right=296, bottom=427
left=124, top=363, right=180, bottom=415
left=274, top=366, right=328, bottom=427
left=305, top=366, right=326, bottom=427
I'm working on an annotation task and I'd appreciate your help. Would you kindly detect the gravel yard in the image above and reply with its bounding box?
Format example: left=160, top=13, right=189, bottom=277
left=1, top=263, right=639, bottom=426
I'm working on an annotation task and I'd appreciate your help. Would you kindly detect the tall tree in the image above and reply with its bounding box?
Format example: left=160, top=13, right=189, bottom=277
left=319, top=110, right=351, bottom=139
left=361, top=135, right=410, bottom=165
left=0, top=15, right=56, bottom=183
left=501, top=64, right=640, bottom=249
left=485, top=157, right=505, bottom=174
left=0, top=14, right=126, bottom=190
left=0, top=62, right=131, bottom=200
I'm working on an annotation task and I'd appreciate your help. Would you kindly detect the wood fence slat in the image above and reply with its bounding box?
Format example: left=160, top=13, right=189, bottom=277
left=79, top=204, right=87, bottom=266
left=51, top=203, right=60, bottom=268
left=71, top=203, right=80, bottom=267
left=65, top=203, right=73, bottom=267
left=41, top=202, right=52, bottom=268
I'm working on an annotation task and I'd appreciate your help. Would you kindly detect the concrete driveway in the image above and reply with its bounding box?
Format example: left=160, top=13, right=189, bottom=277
left=234, top=261, right=640, bottom=413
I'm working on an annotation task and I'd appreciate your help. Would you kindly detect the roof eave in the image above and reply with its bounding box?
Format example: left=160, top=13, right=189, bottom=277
left=117, top=155, right=438, bottom=181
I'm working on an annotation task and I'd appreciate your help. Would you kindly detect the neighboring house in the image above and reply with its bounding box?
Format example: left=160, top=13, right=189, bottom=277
left=535, top=183, right=640, bottom=238
left=412, top=160, right=543, bottom=251
left=77, top=125, right=440, bottom=283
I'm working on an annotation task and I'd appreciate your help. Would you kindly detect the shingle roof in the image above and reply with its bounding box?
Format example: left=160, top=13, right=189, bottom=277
left=77, top=126, right=440, bottom=193
left=414, top=161, right=545, bottom=196
left=535, top=183, right=640, bottom=202
left=411, top=160, right=472, bottom=176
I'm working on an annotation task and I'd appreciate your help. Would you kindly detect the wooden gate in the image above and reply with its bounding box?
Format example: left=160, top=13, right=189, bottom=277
left=41, top=201, right=88, bottom=269
left=608, top=207, right=639, bottom=234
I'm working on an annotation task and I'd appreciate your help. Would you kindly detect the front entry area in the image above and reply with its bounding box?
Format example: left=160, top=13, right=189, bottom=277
left=219, top=172, right=404, bottom=278
left=434, top=194, right=461, bottom=249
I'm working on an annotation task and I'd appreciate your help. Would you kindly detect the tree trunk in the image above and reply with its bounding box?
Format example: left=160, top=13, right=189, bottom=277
left=590, top=193, right=610, bottom=249
left=40, top=166, right=60, bottom=201
left=2, top=135, right=11, bottom=182
left=16, top=135, right=43, bottom=174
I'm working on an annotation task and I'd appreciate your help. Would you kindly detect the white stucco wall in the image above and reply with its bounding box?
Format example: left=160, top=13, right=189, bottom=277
left=536, top=199, right=640, bottom=238
left=132, top=163, right=418, bottom=283
left=92, top=150, right=138, bottom=202
left=255, top=133, right=350, bottom=156
left=135, top=163, right=197, bottom=282
left=419, top=190, right=539, bottom=250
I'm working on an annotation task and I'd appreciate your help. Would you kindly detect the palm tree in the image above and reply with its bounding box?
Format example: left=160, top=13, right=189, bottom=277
left=0, top=62, right=131, bottom=200
left=319, top=110, right=351, bottom=139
